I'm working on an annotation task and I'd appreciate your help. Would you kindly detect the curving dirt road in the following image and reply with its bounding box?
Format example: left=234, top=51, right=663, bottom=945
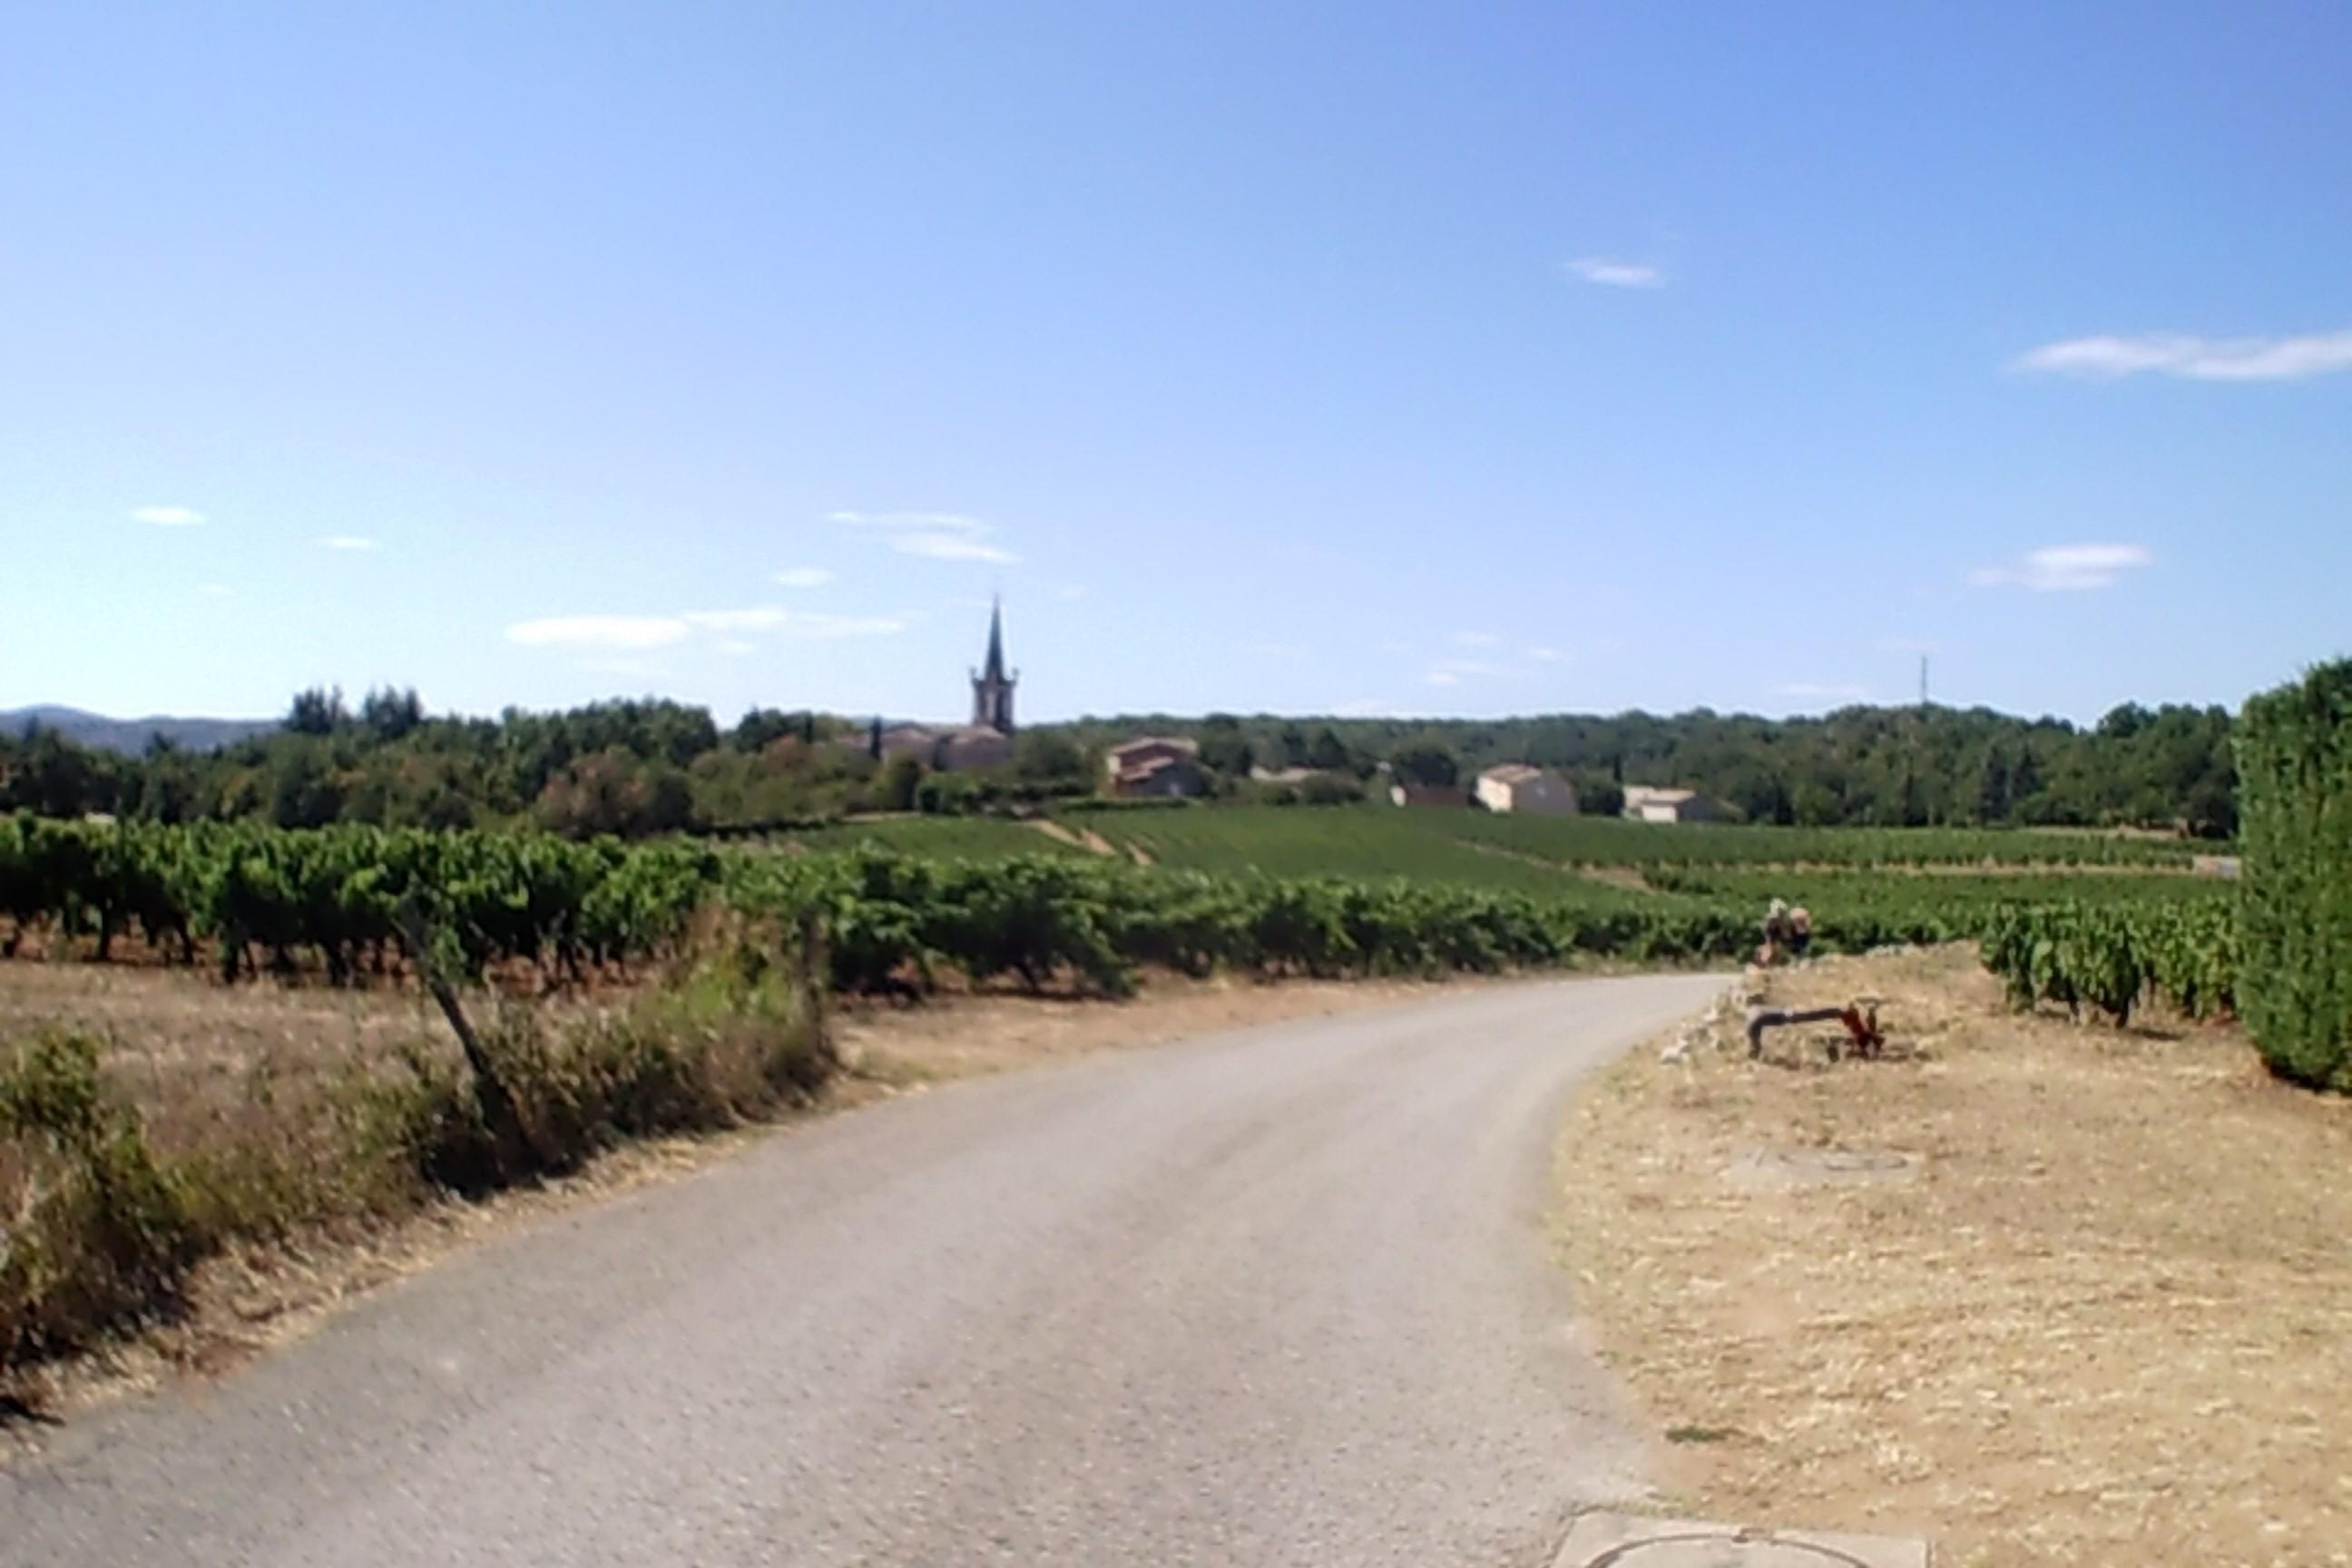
left=1, top=975, right=1721, bottom=1568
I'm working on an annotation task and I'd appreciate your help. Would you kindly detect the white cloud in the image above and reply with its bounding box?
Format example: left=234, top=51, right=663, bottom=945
left=1053, top=583, right=1089, bottom=603
left=1452, top=631, right=1503, bottom=648
left=773, top=566, right=834, bottom=589
left=319, top=534, right=379, bottom=552
left=1379, top=639, right=1414, bottom=655
left=835, top=507, right=1019, bottom=565
left=1565, top=257, right=1664, bottom=289
left=829, top=509, right=987, bottom=534
left=717, top=639, right=758, bottom=657
left=195, top=583, right=234, bottom=599
left=1774, top=681, right=1872, bottom=702
left=1968, top=542, right=2154, bottom=593
left=1333, top=697, right=1392, bottom=717
left=1524, top=644, right=1564, bottom=663
left=2013, top=330, right=2352, bottom=382
left=892, top=531, right=1018, bottom=564
left=131, top=505, right=203, bottom=527
left=683, top=607, right=789, bottom=632
left=507, top=615, right=692, bottom=651
left=1424, top=670, right=1463, bottom=688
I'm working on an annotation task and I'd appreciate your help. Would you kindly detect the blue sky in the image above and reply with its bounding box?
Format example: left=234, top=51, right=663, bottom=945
left=4, top=3, right=2346, bottom=727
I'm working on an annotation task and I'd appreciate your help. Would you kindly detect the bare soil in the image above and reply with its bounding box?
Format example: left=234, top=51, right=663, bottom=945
left=0, top=960, right=1479, bottom=1423
left=1555, top=945, right=2352, bottom=1567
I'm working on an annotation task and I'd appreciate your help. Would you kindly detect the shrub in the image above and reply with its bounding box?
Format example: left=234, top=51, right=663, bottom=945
left=2234, top=662, right=2352, bottom=1091
left=0, top=921, right=834, bottom=1380
left=0, top=1031, right=198, bottom=1362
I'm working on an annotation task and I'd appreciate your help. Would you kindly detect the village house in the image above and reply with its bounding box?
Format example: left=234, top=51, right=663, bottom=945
left=1621, top=784, right=1728, bottom=824
left=1104, top=736, right=1207, bottom=799
left=1473, top=763, right=1578, bottom=816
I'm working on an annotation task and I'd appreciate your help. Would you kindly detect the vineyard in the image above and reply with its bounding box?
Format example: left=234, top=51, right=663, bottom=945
left=0, top=809, right=2241, bottom=1014
left=808, top=805, right=2208, bottom=880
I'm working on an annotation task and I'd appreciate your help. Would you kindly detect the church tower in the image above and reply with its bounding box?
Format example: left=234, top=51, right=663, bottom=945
left=970, top=598, right=1016, bottom=733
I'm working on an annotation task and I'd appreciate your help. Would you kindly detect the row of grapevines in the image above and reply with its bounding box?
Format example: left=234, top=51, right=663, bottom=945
left=0, top=814, right=719, bottom=981
left=1977, top=900, right=2239, bottom=1024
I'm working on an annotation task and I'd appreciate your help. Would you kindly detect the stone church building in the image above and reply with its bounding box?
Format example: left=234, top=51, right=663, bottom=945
left=867, top=601, right=1019, bottom=771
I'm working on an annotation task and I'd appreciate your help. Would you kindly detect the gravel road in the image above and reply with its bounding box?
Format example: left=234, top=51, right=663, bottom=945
left=2, top=974, right=1721, bottom=1568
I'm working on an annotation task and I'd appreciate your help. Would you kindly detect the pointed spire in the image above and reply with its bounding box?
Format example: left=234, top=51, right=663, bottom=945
left=982, top=595, right=1006, bottom=682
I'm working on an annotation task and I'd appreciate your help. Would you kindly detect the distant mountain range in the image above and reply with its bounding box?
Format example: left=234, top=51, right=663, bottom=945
left=0, top=706, right=279, bottom=755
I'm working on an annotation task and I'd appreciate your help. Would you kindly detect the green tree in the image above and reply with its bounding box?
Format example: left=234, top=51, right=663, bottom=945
left=358, top=687, right=424, bottom=741
left=1389, top=740, right=1460, bottom=789
left=1014, top=730, right=1085, bottom=782
left=286, top=686, right=347, bottom=737
left=268, top=747, right=347, bottom=828
left=877, top=755, right=924, bottom=811
left=731, top=709, right=800, bottom=753
left=1975, top=743, right=2013, bottom=824
left=1197, top=715, right=1254, bottom=777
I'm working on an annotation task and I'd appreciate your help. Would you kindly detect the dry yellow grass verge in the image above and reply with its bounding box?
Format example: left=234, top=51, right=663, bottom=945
left=0, top=960, right=1470, bottom=1426
left=1556, top=945, right=2352, bottom=1568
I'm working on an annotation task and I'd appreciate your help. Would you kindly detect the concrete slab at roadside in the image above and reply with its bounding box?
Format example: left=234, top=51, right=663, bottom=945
left=1554, top=1512, right=1928, bottom=1568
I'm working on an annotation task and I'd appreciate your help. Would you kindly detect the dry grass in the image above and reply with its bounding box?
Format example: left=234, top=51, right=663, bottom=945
left=0, top=958, right=1476, bottom=1426
left=1555, top=945, right=2352, bottom=1566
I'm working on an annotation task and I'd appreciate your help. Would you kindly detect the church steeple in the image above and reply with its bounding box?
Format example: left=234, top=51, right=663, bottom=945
left=970, top=598, right=1016, bottom=733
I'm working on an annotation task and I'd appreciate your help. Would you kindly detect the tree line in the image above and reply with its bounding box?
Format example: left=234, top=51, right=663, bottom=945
left=0, top=688, right=2237, bottom=838
left=1056, top=701, right=2239, bottom=838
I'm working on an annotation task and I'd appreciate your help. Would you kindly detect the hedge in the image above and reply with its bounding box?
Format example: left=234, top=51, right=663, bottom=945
left=2234, top=661, right=2352, bottom=1092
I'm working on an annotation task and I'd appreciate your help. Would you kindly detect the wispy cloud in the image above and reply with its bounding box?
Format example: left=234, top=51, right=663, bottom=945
left=509, top=615, right=692, bottom=651
left=716, top=640, right=758, bottom=657
left=195, top=583, right=234, bottom=599
left=2013, top=330, right=2352, bottom=382
left=132, top=505, right=204, bottom=527
left=1969, top=542, right=2154, bottom=593
left=1565, top=257, right=1664, bottom=289
left=829, top=509, right=986, bottom=534
left=893, top=532, right=1018, bottom=564
left=1424, top=670, right=1463, bottom=689
left=1379, top=639, right=1414, bottom=655
left=1051, top=582, right=1089, bottom=603
left=773, top=566, right=834, bottom=589
left=1774, top=681, right=1872, bottom=703
left=1524, top=644, right=1564, bottom=663
left=1452, top=631, right=1503, bottom=649
left=319, top=534, right=379, bottom=552
left=1333, top=697, right=1392, bottom=717
left=833, top=508, right=1020, bottom=565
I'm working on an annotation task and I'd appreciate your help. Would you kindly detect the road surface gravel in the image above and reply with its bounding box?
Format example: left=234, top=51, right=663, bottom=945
left=3, top=974, right=1722, bottom=1568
